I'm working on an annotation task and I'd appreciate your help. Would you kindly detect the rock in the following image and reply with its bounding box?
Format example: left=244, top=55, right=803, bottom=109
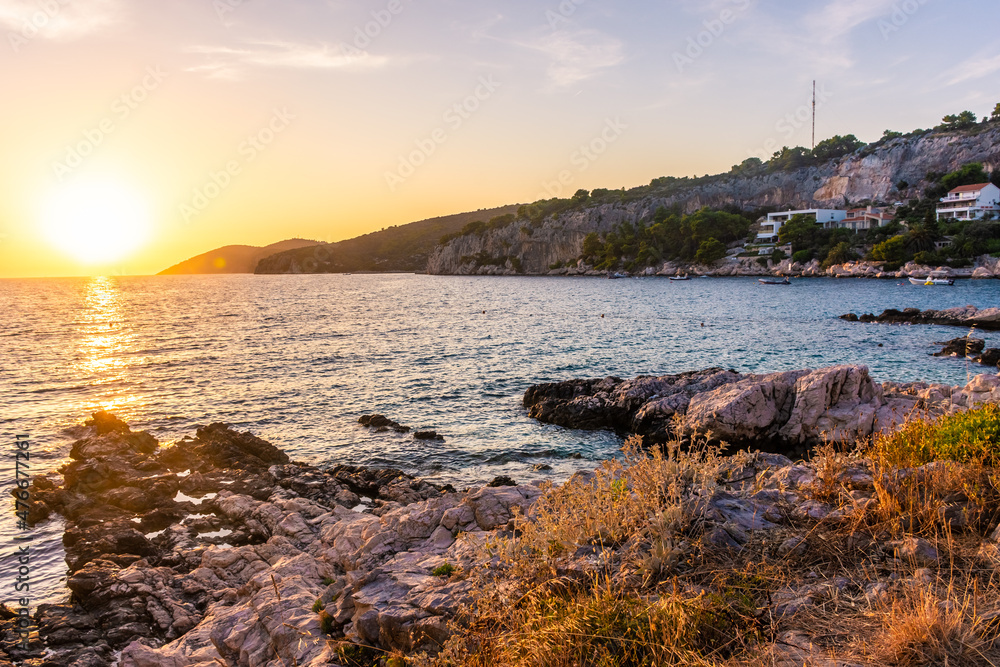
left=890, top=537, right=940, bottom=566
left=413, top=431, right=444, bottom=441
left=359, top=414, right=411, bottom=433
left=684, top=366, right=880, bottom=447
left=932, top=337, right=985, bottom=358
left=840, top=306, right=1000, bottom=331
left=487, top=476, right=518, bottom=488
left=976, top=348, right=1000, bottom=367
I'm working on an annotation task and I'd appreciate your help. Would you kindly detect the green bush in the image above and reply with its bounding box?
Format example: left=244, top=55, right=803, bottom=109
left=878, top=404, right=1000, bottom=466
left=913, top=250, right=940, bottom=266
left=792, top=250, right=813, bottom=264
left=433, top=563, right=456, bottom=578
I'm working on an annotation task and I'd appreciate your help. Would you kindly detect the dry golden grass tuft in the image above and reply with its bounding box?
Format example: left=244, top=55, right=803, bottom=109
left=869, top=581, right=999, bottom=667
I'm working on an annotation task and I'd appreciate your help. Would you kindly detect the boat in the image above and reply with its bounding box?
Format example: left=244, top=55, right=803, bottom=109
left=909, top=276, right=955, bottom=286
left=669, top=274, right=691, bottom=281
left=759, top=277, right=791, bottom=285
left=909, top=271, right=955, bottom=286
left=608, top=272, right=629, bottom=280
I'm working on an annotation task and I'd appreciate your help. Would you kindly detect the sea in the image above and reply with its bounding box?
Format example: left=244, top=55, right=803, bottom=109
left=2, top=273, right=999, bottom=605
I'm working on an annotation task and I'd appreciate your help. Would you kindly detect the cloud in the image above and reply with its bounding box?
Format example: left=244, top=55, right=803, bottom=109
left=0, top=0, right=120, bottom=40
left=803, top=0, right=899, bottom=43
left=528, top=29, right=625, bottom=87
left=940, top=52, right=1000, bottom=86
left=185, top=40, right=392, bottom=80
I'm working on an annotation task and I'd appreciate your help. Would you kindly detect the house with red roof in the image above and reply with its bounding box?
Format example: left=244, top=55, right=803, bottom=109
left=838, top=206, right=896, bottom=231
left=936, top=183, right=1000, bottom=222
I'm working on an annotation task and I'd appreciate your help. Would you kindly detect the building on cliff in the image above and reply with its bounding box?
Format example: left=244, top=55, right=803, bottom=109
left=757, top=209, right=849, bottom=244
left=936, top=183, right=1000, bottom=222
left=838, top=206, right=896, bottom=232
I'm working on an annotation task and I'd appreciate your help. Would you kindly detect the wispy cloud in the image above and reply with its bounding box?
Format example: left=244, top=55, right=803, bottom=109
left=0, top=0, right=120, bottom=40
left=803, top=0, right=899, bottom=43
left=940, top=52, right=1000, bottom=86
left=185, top=40, right=392, bottom=80
left=527, top=29, right=625, bottom=87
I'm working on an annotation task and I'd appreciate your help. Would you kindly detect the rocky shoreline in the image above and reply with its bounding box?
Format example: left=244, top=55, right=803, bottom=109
left=10, top=365, right=1000, bottom=666
left=840, top=305, right=1000, bottom=331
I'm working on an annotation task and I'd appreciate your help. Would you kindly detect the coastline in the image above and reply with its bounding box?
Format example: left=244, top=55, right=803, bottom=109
left=14, top=364, right=1000, bottom=665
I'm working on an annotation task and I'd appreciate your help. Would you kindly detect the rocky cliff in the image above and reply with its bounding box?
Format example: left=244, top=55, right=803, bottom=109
left=429, top=126, right=1000, bottom=276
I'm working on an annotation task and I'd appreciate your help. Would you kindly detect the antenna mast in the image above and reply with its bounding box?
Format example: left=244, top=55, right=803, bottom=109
left=812, top=80, right=816, bottom=151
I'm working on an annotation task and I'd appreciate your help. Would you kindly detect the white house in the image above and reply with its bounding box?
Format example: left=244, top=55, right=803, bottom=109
left=936, top=183, right=1000, bottom=222
left=756, top=209, right=848, bottom=243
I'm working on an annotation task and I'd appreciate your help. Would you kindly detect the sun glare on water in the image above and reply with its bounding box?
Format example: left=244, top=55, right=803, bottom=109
left=40, top=180, right=152, bottom=265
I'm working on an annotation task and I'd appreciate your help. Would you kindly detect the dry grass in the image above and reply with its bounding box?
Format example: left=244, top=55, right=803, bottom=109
left=869, top=582, right=999, bottom=667
left=412, top=409, right=1000, bottom=667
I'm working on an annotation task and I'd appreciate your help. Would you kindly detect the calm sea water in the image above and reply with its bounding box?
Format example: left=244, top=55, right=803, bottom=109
left=1, top=273, right=999, bottom=604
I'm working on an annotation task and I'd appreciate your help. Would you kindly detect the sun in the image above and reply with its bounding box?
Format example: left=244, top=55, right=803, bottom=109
left=40, top=179, right=152, bottom=265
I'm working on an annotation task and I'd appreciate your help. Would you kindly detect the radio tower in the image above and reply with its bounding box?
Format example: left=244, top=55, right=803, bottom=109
left=812, top=80, right=817, bottom=151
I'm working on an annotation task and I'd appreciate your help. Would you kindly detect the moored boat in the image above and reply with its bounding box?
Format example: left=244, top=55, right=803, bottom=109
left=759, top=277, right=791, bottom=285
left=669, top=274, right=691, bottom=281
left=909, top=271, right=955, bottom=286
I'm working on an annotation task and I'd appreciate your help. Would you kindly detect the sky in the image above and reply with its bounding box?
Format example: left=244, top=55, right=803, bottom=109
left=0, top=0, right=998, bottom=277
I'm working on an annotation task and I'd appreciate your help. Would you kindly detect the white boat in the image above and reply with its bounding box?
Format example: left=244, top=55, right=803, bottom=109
left=759, top=277, right=791, bottom=285
left=909, top=269, right=955, bottom=286
left=669, top=274, right=691, bottom=281
left=909, top=275, right=955, bottom=286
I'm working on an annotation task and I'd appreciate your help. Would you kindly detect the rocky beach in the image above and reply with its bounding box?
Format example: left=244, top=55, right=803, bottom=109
left=7, top=364, right=1000, bottom=666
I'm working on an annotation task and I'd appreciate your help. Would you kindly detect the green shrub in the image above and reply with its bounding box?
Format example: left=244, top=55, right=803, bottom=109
left=432, top=563, right=456, bottom=578
left=312, top=598, right=325, bottom=613
left=792, top=250, right=813, bottom=264
left=318, top=609, right=334, bottom=635
left=877, top=404, right=1000, bottom=466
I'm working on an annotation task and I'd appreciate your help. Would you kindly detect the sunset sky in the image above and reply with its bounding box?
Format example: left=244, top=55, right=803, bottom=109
left=0, top=0, right=997, bottom=277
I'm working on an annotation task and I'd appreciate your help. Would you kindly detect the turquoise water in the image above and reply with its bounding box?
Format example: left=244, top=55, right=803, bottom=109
left=1, top=273, right=999, bottom=604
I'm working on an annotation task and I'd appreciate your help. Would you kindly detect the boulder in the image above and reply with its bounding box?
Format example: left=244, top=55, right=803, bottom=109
left=932, top=337, right=985, bottom=358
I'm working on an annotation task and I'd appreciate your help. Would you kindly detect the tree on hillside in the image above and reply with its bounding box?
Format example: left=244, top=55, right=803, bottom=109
left=812, top=134, right=866, bottom=160
left=695, top=238, right=727, bottom=264
left=768, top=146, right=812, bottom=172
left=823, top=242, right=857, bottom=268
left=940, top=163, right=990, bottom=191
left=777, top=214, right=822, bottom=253
left=992, top=103, right=1000, bottom=122
left=582, top=232, right=602, bottom=260
left=939, top=111, right=978, bottom=131
left=871, top=235, right=908, bottom=263
left=730, top=157, right=763, bottom=176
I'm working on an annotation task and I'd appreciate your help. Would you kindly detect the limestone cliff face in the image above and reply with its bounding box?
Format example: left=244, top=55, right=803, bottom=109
left=429, top=127, right=1000, bottom=276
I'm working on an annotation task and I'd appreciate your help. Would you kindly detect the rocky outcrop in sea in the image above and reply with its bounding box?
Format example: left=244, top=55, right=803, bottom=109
left=524, top=365, right=1000, bottom=451
left=841, top=305, right=1000, bottom=330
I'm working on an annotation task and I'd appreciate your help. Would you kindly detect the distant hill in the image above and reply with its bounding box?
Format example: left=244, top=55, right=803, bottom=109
left=159, top=239, right=321, bottom=275
left=254, top=205, right=520, bottom=274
